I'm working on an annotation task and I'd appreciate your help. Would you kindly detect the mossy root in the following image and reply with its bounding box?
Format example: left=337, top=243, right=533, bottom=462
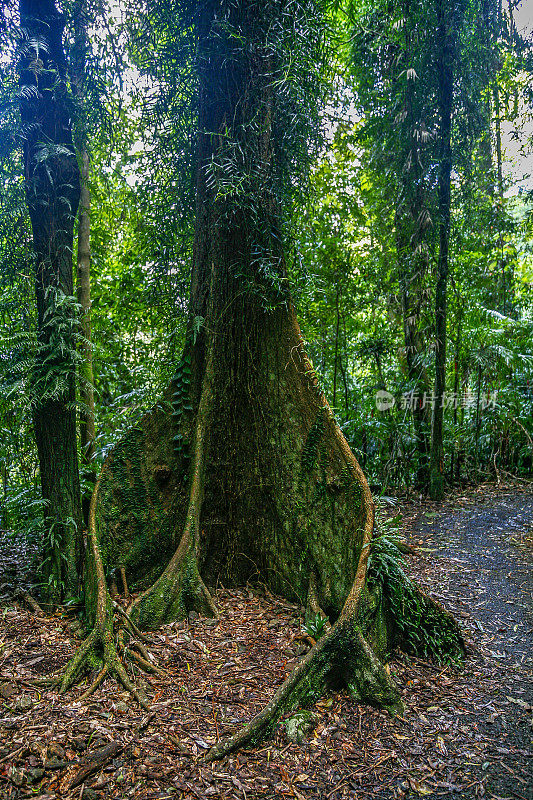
left=58, top=498, right=150, bottom=708
left=204, top=613, right=402, bottom=762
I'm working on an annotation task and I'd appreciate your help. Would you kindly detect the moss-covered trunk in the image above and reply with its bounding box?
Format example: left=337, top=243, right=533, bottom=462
left=96, top=0, right=371, bottom=626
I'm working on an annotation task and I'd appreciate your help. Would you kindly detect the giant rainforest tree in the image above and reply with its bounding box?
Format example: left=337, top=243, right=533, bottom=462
left=51, top=0, right=464, bottom=759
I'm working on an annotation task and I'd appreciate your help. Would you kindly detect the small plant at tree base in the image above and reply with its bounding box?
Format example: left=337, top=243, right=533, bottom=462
left=37, top=515, right=79, bottom=603
left=302, top=612, right=327, bottom=640
left=366, top=512, right=405, bottom=586
left=368, top=517, right=463, bottom=663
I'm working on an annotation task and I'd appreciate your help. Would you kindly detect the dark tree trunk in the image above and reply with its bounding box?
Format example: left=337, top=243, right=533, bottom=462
left=397, top=241, right=431, bottom=490
left=391, top=7, right=434, bottom=493
left=430, top=0, right=455, bottom=500
left=19, top=0, right=83, bottom=603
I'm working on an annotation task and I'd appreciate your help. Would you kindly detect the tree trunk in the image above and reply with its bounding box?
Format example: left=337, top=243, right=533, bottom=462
left=430, top=0, right=455, bottom=501
left=475, top=364, right=483, bottom=471
left=397, top=227, right=431, bottom=491
left=76, top=151, right=95, bottom=467
left=333, top=285, right=340, bottom=409
left=71, top=0, right=96, bottom=522
left=19, top=0, right=83, bottom=603
left=394, top=12, right=433, bottom=493
left=63, top=0, right=464, bottom=753
left=450, top=301, right=462, bottom=483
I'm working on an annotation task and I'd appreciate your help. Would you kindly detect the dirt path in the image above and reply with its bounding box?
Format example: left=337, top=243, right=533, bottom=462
left=412, top=490, right=532, bottom=667
left=0, top=484, right=531, bottom=799
left=401, top=487, right=533, bottom=799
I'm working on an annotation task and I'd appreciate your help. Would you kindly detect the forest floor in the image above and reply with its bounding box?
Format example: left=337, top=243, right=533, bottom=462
left=0, top=480, right=531, bottom=800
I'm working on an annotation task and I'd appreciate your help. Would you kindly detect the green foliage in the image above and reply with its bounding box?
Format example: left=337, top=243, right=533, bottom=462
left=302, top=612, right=327, bottom=640
left=37, top=514, right=79, bottom=599
left=170, top=315, right=203, bottom=462
left=366, top=514, right=405, bottom=586
left=1, top=487, right=45, bottom=551
left=367, top=519, right=463, bottom=663
left=172, top=350, right=192, bottom=460
left=1, top=287, right=92, bottom=412
left=296, top=96, right=533, bottom=489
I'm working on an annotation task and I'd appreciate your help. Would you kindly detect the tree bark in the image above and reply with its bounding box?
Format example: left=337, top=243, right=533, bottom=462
left=19, top=0, right=83, bottom=603
left=70, top=0, right=96, bottom=522
left=397, top=223, right=432, bottom=491
left=76, top=151, right=95, bottom=466
left=394, top=16, right=433, bottom=492
left=450, top=299, right=462, bottom=482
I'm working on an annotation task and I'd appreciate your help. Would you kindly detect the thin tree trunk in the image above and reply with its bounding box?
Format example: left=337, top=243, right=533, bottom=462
left=493, top=80, right=508, bottom=315
left=475, top=364, right=482, bottom=472
left=76, top=151, right=96, bottom=466
left=341, top=311, right=350, bottom=417
left=451, top=303, right=462, bottom=482
left=494, top=83, right=504, bottom=200
left=375, top=352, right=386, bottom=390
left=333, top=285, right=340, bottom=409
left=71, top=0, right=96, bottom=522
left=398, top=246, right=431, bottom=490
left=395, top=14, right=432, bottom=493
left=430, top=0, right=455, bottom=501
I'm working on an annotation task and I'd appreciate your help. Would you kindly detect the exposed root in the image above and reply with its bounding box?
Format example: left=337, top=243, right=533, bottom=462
left=58, top=337, right=220, bottom=706
left=14, top=589, right=45, bottom=616
left=114, top=601, right=150, bottom=644
left=125, top=646, right=166, bottom=677
left=129, top=639, right=155, bottom=664
left=58, top=608, right=149, bottom=709
left=205, top=614, right=402, bottom=762
left=119, top=566, right=130, bottom=600
left=26, top=674, right=62, bottom=688
left=57, top=493, right=150, bottom=709
left=79, top=665, right=108, bottom=701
